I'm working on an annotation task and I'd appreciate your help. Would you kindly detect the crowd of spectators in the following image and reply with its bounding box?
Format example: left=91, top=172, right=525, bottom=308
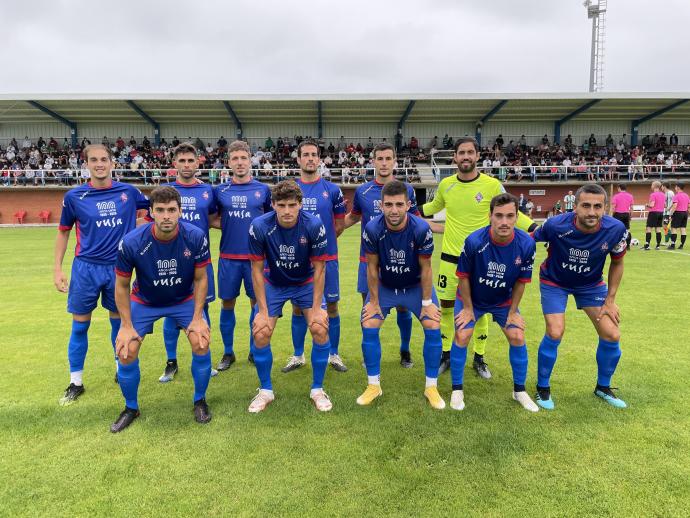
left=2, top=132, right=689, bottom=186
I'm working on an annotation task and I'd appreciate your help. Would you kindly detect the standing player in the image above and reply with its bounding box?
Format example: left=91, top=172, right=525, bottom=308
left=420, top=137, right=537, bottom=378
left=344, top=142, right=444, bottom=368
left=358, top=181, right=444, bottom=408
left=644, top=181, right=665, bottom=250
left=533, top=184, right=628, bottom=410
left=159, top=143, right=218, bottom=382
left=111, top=186, right=212, bottom=432
left=610, top=184, right=634, bottom=250
left=246, top=180, right=333, bottom=413
left=563, top=190, right=575, bottom=213
left=661, top=183, right=675, bottom=246
left=212, top=141, right=272, bottom=371
left=668, top=183, right=689, bottom=249
left=54, top=144, right=149, bottom=405
left=450, top=193, right=538, bottom=412
left=286, top=140, right=346, bottom=373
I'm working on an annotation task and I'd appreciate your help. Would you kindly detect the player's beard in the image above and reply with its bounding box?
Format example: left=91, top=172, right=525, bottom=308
left=457, top=160, right=476, bottom=174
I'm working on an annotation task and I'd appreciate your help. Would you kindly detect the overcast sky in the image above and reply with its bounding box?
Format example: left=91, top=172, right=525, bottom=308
left=1, top=0, right=688, bottom=95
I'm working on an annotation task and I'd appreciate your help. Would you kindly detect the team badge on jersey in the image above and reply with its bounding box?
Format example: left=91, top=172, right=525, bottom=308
left=299, top=236, right=307, bottom=245
left=515, top=256, right=522, bottom=265
left=184, top=248, right=191, bottom=258
left=254, top=191, right=261, bottom=199
left=202, top=191, right=209, bottom=199
left=475, top=192, right=483, bottom=203
left=601, top=242, right=609, bottom=252
left=120, top=193, right=128, bottom=203
left=322, top=191, right=329, bottom=199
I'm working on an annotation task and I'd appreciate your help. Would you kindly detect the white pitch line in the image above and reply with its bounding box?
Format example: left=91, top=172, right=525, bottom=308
left=657, top=249, right=690, bottom=256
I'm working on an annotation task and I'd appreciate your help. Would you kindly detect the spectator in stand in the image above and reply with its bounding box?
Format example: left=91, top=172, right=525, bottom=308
left=525, top=198, right=534, bottom=217
left=670, top=133, right=679, bottom=148
left=217, top=136, right=228, bottom=150
left=22, top=136, right=32, bottom=149
left=495, top=134, right=504, bottom=149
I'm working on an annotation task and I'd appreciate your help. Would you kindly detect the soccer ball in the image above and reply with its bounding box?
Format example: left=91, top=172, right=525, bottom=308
left=631, top=238, right=640, bottom=247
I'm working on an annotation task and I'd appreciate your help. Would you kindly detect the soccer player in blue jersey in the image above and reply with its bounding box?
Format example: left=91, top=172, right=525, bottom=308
left=110, top=186, right=213, bottom=432
left=159, top=143, right=219, bottom=382
left=247, top=180, right=333, bottom=413
left=358, top=180, right=445, bottom=409
left=532, top=184, right=628, bottom=410
left=450, top=193, right=539, bottom=412
left=212, top=141, right=272, bottom=371
left=344, top=142, right=444, bottom=368
left=54, top=144, right=149, bottom=405
left=287, top=140, right=347, bottom=373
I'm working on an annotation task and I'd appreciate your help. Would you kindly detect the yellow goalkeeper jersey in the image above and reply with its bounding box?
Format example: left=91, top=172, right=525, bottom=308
left=422, top=172, right=535, bottom=257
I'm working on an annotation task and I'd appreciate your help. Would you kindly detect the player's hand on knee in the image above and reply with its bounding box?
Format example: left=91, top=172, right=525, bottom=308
left=506, top=311, right=525, bottom=330
left=54, top=271, right=68, bottom=293
left=115, top=326, right=141, bottom=361
left=454, top=308, right=475, bottom=330
left=361, top=302, right=382, bottom=322
left=308, top=307, right=329, bottom=332
left=597, top=300, right=620, bottom=326
left=252, top=311, right=273, bottom=336
left=420, top=303, right=441, bottom=323
left=187, top=318, right=211, bottom=350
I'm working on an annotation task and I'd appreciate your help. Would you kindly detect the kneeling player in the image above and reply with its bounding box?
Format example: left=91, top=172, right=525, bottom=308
left=450, top=193, right=538, bottom=412
left=247, top=180, right=333, bottom=413
left=359, top=181, right=444, bottom=409
left=533, top=184, right=628, bottom=409
left=111, top=187, right=213, bottom=432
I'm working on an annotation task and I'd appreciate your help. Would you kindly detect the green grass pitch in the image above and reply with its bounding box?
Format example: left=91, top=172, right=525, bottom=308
left=1, top=222, right=688, bottom=517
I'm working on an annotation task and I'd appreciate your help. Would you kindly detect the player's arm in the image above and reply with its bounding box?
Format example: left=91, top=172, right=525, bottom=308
left=516, top=210, right=539, bottom=233
left=669, top=201, right=678, bottom=216
left=343, top=211, right=361, bottom=229
left=420, top=186, right=445, bottom=217
left=250, top=259, right=273, bottom=336
left=186, top=265, right=210, bottom=349
left=208, top=213, right=221, bottom=229
left=53, top=228, right=70, bottom=292
left=309, top=259, right=329, bottom=331
left=334, top=217, right=345, bottom=237
left=418, top=255, right=440, bottom=322
left=427, top=220, right=445, bottom=234
left=113, top=274, right=140, bottom=360
left=598, top=256, right=624, bottom=326
left=506, top=281, right=527, bottom=330
left=363, top=252, right=382, bottom=320
left=454, top=276, right=476, bottom=330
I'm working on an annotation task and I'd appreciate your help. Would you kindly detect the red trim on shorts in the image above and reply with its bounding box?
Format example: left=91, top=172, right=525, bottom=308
left=248, top=254, right=265, bottom=261
left=195, top=258, right=211, bottom=268
left=517, top=278, right=531, bottom=283
left=334, top=213, right=345, bottom=219
left=311, top=254, right=334, bottom=261
left=220, top=253, right=251, bottom=260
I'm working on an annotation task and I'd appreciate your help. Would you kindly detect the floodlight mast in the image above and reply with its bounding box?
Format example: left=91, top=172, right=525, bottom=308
left=584, top=0, right=607, bottom=92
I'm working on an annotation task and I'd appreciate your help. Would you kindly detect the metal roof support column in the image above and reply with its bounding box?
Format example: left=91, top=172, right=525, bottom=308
left=396, top=100, right=416, bottom=152
left=554, top=99, right=600, bottom=144
left=26, top=101, right=78, bottom=148
left=475, top=100, right=507, bottom=146
left=630, top=99, right=688, bottom=147
left=223, top=101, right=243, bottom=139
left=126, top=100, right=160, bottom=146
left=317, top=101, right=323, bottom=139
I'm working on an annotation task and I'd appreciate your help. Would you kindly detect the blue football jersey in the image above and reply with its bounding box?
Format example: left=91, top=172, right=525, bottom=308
left=59, top=181, right=150, bottom=264
left=115, top=221, right=210, bottom=306
left=168, top=180, right=216, bottom=242
left=352, top=179, right=419, bottom=260
left=248, top=210, right=328, bottom=286
left=362, top=214, right=433, bottom=289
left=532, top=213, right=627, bottom=289
left=214, top=179, right=272, bottom=259
left=456, top=226, right=536, bottom=309
left=296, top=177, right=345, bottom=259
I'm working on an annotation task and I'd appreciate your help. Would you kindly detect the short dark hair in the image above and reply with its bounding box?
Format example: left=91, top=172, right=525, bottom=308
left=297, top=139, right=320, bottom=157
left=675, top=183, right=685, bottom=190
left=83, top=144, right=113, bottom=160
left=617, top=183, right=627, bottom=191
left=575, top=183, right=608, bottom=204
left=373, top=142, right=396, bottom=159
left=149, top=186, right=181, bottom=208
left=272, top=180, right=303, bottom=203
left=490, top=193, right=519, bottom=214
left=381, top=180, right=408, bottom=200
left=453, top=137, right=479, bottom=154
left=172, top=142, right=197, bottom=158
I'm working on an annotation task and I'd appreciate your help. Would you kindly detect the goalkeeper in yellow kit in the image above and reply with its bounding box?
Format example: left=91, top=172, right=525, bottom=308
left=420, top=138, right=537, bottom=377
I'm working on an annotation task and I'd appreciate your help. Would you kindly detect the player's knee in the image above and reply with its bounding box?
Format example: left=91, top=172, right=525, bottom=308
left=454, top=330, right=472, bottom=346
left=546, top=323, right=565, bottom=341
left=222, top=298, right=236, bottom=310
left=361, top=317, right=382, bottom=329
left=600, top=326, right=620, bottom=343
left=311, top=327, right=328, bottom=344
left=506, top=328, right=524, bottom=345
left=421, top=319, right=439, bottom=331
left=253, top=330, right=271, bottom=347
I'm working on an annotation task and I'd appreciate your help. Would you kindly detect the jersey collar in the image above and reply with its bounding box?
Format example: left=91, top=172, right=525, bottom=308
left=456, top=171, right=480, bottom=183
left=489, top=227, right=514, bottom=246
left=151, top=223, right=179, bottom=242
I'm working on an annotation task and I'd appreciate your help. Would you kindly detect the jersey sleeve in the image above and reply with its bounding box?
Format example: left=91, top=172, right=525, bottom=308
left=518, top=239, right=536, bottom=283
left=133, top=186, right=150, bottom=210
left=456, top=238, right=473, bottom=278
left=531, top=219, right=551, bottom=242
left=248, top=222, right=265, bottom=261
left=115, top=238, right=134, bottom=277
left=422, top=184, right=445, bottom=216
left=262, top=185, right=273, bottom=213
left=58, top=193, right=76, bottom=230
left=207, top=187, right=217, bottom=215
left=416, top=221, right=434, bottom=256
left=194, top=232, right=211, bottom=268
left=516, top=210, right=536, bottom=232
left=351, top=188, right=363, bottom=215
left=362, top=221, right=378, bottom=256
left=408, top=185, right=419, bottom=215
left=310, top=221, right=329, bottom=260
left=331, top=185, right=346, bottom=218
left=610, top=226, right=628, bottom=260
